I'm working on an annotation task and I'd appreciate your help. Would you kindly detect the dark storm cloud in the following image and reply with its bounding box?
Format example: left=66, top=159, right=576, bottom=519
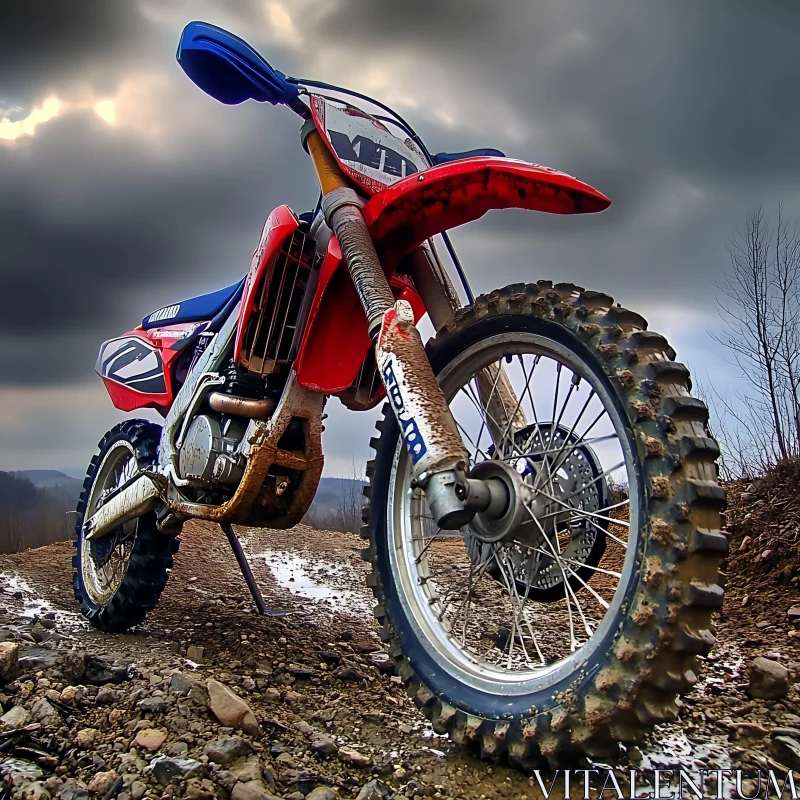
left=0, top=0, right=147, bottom=102
left=1, top=0, right=799, bottom=471
left=0, top=107, right=313, bottom=384
left=317, top=1, right=800, bottom=178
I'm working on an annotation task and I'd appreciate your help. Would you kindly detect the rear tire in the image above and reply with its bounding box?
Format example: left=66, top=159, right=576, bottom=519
left=73, top=420, right=180, bottom=632
left=361, top=282, right=726, bottom=766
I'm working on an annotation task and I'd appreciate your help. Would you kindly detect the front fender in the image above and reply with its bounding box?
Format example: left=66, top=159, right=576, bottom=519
left=364, top=157, right=610, bottom=269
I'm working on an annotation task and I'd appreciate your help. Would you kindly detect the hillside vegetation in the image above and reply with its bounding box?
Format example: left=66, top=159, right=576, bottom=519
left=0, top=471, right=75, bottom=553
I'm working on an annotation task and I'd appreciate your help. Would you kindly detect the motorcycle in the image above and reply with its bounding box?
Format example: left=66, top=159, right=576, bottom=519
left=74, top=21, right=726, bottom=766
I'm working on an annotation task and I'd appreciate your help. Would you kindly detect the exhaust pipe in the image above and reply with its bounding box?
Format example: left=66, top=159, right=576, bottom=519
left=83, top=474, right=160, bottom=541
left=208, top=392, right=276, bottom=418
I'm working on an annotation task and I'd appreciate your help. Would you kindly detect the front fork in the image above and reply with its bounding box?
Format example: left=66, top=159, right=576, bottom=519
left=305, top=127, right=501, bottom=528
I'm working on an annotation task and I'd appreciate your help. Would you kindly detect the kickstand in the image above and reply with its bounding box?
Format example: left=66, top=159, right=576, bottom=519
left=221, top=522, right=288, bottom=618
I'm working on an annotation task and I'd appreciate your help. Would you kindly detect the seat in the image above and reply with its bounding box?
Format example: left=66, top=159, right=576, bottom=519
left=142, top=278, right=245, bottom=329
left=433, top=148, right=506, bottom=164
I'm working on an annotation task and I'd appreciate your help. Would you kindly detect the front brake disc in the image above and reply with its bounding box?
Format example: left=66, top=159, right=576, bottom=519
left=466, top=422, right=609, bottom=603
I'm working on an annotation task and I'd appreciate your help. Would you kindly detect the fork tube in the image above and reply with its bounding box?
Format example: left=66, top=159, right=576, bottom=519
left=304, top=128, right=474, bottom=528
left=306, top=130, right=394, bottom=334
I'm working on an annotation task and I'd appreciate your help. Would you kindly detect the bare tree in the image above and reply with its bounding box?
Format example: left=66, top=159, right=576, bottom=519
left=303, top=457, right=365, bottom=535
left=713, top=203, right=800, bottom=472
left=332, top=457, right=365, bottom=535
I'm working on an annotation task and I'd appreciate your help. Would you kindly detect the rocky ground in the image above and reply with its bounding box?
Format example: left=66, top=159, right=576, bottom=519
left=0, top=480, right=798, bottom=799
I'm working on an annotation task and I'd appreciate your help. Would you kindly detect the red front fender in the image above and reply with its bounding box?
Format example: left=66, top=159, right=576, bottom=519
left=364, top=157, right=610, bottom=269
left=295, top=157, right=609, bottom=398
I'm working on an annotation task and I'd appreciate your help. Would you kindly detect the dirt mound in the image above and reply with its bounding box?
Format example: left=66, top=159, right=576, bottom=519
left=0, top=509, right=799, bottom=797
left=724, top=460, right=800, bottom=594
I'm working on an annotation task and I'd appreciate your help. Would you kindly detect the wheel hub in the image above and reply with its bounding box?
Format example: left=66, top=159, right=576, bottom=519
left=465, top=460, right=540, bottom=545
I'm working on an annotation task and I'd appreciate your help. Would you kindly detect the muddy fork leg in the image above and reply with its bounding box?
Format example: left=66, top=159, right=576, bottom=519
left=221, top=522, right=288, bottom=618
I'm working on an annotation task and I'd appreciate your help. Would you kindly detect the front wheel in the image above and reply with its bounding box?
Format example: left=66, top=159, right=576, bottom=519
left=73, top=420, right=180, bottom=632
left=361, top=282, right=726, bottom=766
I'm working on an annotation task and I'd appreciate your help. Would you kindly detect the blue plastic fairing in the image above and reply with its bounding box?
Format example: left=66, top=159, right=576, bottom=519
left=177, top=21, right=299, bottom=106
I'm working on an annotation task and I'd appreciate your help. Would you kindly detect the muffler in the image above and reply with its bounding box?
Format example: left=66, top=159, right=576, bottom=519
left=83, top=474, right=161, bottom=540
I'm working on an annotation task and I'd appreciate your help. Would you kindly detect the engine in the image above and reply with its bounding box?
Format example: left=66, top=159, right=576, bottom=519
left=178, top=413, right=246, bottom=487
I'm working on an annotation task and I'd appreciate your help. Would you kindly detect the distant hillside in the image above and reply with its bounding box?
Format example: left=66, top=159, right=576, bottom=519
left=13, top=469, right=82, bottom=507
left=304, top=477, right=364, bottom=534
left=0, top=472, right=75, bottom=554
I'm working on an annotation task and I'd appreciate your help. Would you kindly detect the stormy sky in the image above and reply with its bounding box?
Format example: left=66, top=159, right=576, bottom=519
left=1, top=1, right=798, bottom=478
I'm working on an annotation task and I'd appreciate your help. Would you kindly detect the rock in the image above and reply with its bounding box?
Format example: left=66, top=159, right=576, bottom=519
left=117, top=754, right=145, bottom=774
left=293, top=721, right=313, bottom=736
left=20, top=782, right=50, bottom=800
left=0, top=641, right=19, bottom=682
left=275, top=752, right=295, bottom=768
left=263, top=688, right=280, bottom=701
left=87, top=772, right=117, bottom=795
left=352, top=641, right=380, bottom=654
left=167, top=741, right=189, bottom=756
left=748, top=656, right=790, bottom=699
left=771, top=727, right=800, bottom=739
left=59, top=686, right=78, bottom=704
left=151, top=756, right=203, bottom=785
left=186, top=646, right=205, bottom=662
left=229, top=756, right=262, bottom=783
left=31, top=697, right=59, bottom=724
left=207, top=679, right=259, bottom=735
left=338, top=746, right=371, bottom=768
left=129, top=781, right=145, bottom=800
left=370, top=656, right=396, bottom=675
left=771, top=736, right=800, bottom=770
left=168, top=673, right=193, bottom=696
left=75, top=728, right=97, bottom=748
left=83, top=654, right=135, bottom=684
left=310, top=736, right=338, bottom=757
left=95, top=687, right=121, bottom=706
left=230, top=781, right=281, bottom=800
left=133, top=728, right=167, bottom=751
left=356, top=780, right=393, bottom=800
left=137, top=696, right=167, bottom=714
left=205, top=736, right=254, bottom=766
left=332, top=665, right=363, bottom=682
left=261, top=768, right=277, bottom=794
left=0, top=757, right=44, bottom=784
left=184, top=778, right=219, bottom=800
left=307, top=789, right=337, bottom=800
left=0, top=705, right=30, bottom=729
left=56, top=786, right=89, bottom=800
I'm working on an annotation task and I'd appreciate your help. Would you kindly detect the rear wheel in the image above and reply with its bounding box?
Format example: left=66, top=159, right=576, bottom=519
left=73, top=420, right=180, bottom=632
left=362, top=282, right=726, bottom=766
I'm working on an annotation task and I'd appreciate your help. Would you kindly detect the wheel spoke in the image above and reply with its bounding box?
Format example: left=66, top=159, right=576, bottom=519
left=472, top=360, right=504, bottom=454
left=532, top=485, right=631, bottom=529
left=394, top=341, right=637, bottom=684
left=536, top=496, right=630, bottom=523
left=495, top=355, right=539, bottom=456
left=535, top=405, right=607, bottom=492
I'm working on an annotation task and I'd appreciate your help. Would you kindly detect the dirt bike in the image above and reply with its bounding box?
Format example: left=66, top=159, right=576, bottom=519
left=73, top=21, right=726, bottom=766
